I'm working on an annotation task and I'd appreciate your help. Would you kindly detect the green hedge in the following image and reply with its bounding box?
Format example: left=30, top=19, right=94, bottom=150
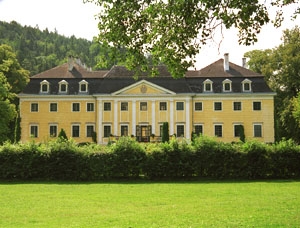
left=0, top=136, right=300, bottom=180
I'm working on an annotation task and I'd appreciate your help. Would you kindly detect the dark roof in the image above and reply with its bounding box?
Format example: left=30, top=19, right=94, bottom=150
left=31, top=62, right=108, bottom=79
left=20, top=58, right=274, bottom=95
left=192, top=59, right=262, bottom=77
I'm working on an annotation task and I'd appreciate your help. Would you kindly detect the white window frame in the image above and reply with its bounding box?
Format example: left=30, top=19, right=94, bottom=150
left=72, top=102, right=80, bottom=112
left=59, top=80, right=68, bottom=93
left=103, top=125, right=112, bottom=138
left=214, top=102, right=222, bottom=111
left=233, top=101, right=242, bottom=111
left=49, top=124, right=58, bottom=137
left=194, top=124, right=204, bottom=135
left=40, top=80, right=49, bottom=93
left=79, top=80, right=88, bottom=93
left=86, top=124, right=95, bottom=137
left=31, top=103, right=39, bottom=112
left=222, top=79, right=232, bottom=92
left=194, top=102, right=203, bottom=111
left=214, top=124, right=223, bottom=137
left=86, top=102, right=94, bottom=112
left=120, top=125, right=129, bottom=136
left=30, top=124, right=39, bottom=138
left=203, top=79, right=213, bottom=92
left=176, top=124, right=185, bottom=137
left=242, top=79, right=252, bottom=92
left=253, top=123, right=263, bottom=137
left=71, top=124, right=80, bottom=138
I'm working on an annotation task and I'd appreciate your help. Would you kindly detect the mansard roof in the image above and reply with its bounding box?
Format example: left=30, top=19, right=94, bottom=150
left=20, top=57, right=274, bottom=96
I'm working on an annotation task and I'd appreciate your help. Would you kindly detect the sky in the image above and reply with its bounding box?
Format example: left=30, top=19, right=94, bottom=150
left=0, top=0, right=299, bottom=69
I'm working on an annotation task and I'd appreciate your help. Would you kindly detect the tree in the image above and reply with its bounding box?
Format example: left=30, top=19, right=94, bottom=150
left=245, top=26, right=300, bottom=142
left=162, top=122, right=169, bottom=143
left=0, top=44, right=29, bottom=94
left=85, top=0, right=299, bottom=78
left=0, top=72, right=16, bottom=144
left=0, top=44, right=29, bottom=143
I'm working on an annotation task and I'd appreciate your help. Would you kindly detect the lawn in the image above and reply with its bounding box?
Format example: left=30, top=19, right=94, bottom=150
left=0, top=180, right=299, bottom=227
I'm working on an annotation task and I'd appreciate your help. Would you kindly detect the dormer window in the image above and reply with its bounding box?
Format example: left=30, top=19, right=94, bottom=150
left=40, top=80, right=49, bottom=93
left=59, top=80, right=68, bottom=93
left=203, top=79, right=213, bottom=92
left=222, top=79, right=232, bottom=92
left=79, top=80, right=88, bottom=93
left=242, top=79, right=252, bottom=92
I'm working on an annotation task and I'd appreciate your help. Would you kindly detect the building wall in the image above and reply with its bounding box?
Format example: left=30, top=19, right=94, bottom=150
left=19, top=93, right=275, bottom=144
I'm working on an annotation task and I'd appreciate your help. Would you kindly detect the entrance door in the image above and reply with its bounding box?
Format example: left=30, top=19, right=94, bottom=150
left=136, top=125, right=151, bottom=142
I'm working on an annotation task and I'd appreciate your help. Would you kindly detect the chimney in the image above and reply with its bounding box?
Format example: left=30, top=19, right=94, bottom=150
left=242, top=57, right=247, bottom=68
left=224, top=53, right=229, bottom=71
left=68, top=56, right=74, bottom=71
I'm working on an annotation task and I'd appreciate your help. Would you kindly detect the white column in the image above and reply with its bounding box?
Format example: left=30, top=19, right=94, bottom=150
left=114, top=100, right=118, bottom=135
left=185, top=98, right=190, bottom=139
left=170, top=100, right=174, bottom=135
left=132, top=101, right=136, bottom=135
left=152, top=100, right=155, bottom=134
left=98, top=100, right=103, bottom=144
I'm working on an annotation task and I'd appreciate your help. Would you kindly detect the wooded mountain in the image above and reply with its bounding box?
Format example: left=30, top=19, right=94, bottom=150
left=0, top=20, right=114, bottom=76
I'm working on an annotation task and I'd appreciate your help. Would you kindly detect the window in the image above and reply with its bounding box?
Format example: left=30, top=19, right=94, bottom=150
left=40, top=80, right=49, bottom=93
left=50, top=103, right=57, bottom=112
left=104, top=102, right=111, bottom=111
left=30, top=125, right=38, bottom=138
left=177, top=125, right=184, bottom=137
left=233, top=102, right=242, bottom=111
left=72, top=103, right=80, bottom=112
left=121, top=125, right=129, bottom=136
left=160, top=102, right=167, bottom=111
left=121, top=102, right=128, bottom=111
left=214, top=125, right=223, bottom=137
left=242, top=79, right=252, bottom=92
left=194, top=125, right=203, bottom=135
left=254, top=124, right=262, bottom=137
left=234, top=124, right=243, bottom=137
left=253, top=101, right=261, bottom=111
left=176, top=102, right=184, bottom=111
left=195, top=102, right=203, bottom=111
left=79, top=80, right=88, bottom=93
left=140, top=102, right=147, bottom=111
left=203, top=79, right=213, bottom=92
left=72, top=125, right=80, bottom=137
left=49, top=125, right=57, bottom=137
left=59, top=80, right=68, bottom=93
left=86, top=125, right=94, bottom=137
left=159, top=125, right=163, bottom=136
left=31, top=103, right=38, bottom=112
left=214, top=102, right=222, bottom=111
left=223, top=79, right=232, bottom=92
left=87, top=103, right=94, bottom=112
left=104, top=125, right=111, bottom=137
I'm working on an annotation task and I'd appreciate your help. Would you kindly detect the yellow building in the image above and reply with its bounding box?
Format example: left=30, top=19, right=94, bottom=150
left=18, top=54, right=276, bottom=144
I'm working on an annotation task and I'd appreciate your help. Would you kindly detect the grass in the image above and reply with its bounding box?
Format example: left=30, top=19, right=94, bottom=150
left=0, top=180, right=299, bottom=227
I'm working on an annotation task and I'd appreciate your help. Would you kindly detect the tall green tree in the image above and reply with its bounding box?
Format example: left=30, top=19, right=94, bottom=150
left=85, top=0, right=299, bottom=78
left=0, top=44, right=29, bottom=143
left=245, top=26, right=300, bottom=142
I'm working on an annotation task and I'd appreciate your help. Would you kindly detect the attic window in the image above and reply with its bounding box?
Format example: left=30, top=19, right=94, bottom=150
left=40, top=80, right=49, bottom=93
left=59, top=80, right=68, bottom=93
left=203, top=79, right=213, bottom=92
left=79, top=80, right=88, bottom=93
left=242, top=79, right=252, bottom=92
left=222, top=79, right=232, bottom=92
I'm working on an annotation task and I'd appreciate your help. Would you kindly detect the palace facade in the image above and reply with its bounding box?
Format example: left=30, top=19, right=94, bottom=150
left=18, top=54, right=276, bottom=144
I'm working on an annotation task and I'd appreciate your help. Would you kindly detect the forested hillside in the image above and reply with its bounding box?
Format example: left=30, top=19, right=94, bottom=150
left=0, top=20, right=114, bottom=76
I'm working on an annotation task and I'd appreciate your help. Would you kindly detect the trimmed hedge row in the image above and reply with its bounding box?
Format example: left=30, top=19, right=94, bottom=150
left=0, top=136, right=300, bottom=180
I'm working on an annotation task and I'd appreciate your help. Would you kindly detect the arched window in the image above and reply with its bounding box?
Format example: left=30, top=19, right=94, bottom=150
left=79, top=80, right=88, bottom=93
left=40, top=80, right=49, bottom=93
left=203, top=79, right=213, bottom=92
left=222, top=79, right=232, bottom=92
left=59, top=80, right=68, bottom=93
left=242, top=79, right=252, bottom=92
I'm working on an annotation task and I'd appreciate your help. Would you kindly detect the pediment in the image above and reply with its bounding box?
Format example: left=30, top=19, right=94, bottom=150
left=112, top=80, right=175, bottom=95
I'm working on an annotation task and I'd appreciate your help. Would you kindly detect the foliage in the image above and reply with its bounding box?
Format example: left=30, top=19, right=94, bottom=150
left=1, top=136, right=300, bottom=180
left=245, top=26, right=300, bottom=142
left=0, top=21, right=119, bottom=76
left=161, top=122, right=169, bottom=143
left=58, top=128, right=68, bottom=141
left=85, top=0, right=299, bottom=78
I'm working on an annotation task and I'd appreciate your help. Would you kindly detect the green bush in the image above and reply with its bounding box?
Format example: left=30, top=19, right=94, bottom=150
left=0, top=136, right=300, bottom=181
